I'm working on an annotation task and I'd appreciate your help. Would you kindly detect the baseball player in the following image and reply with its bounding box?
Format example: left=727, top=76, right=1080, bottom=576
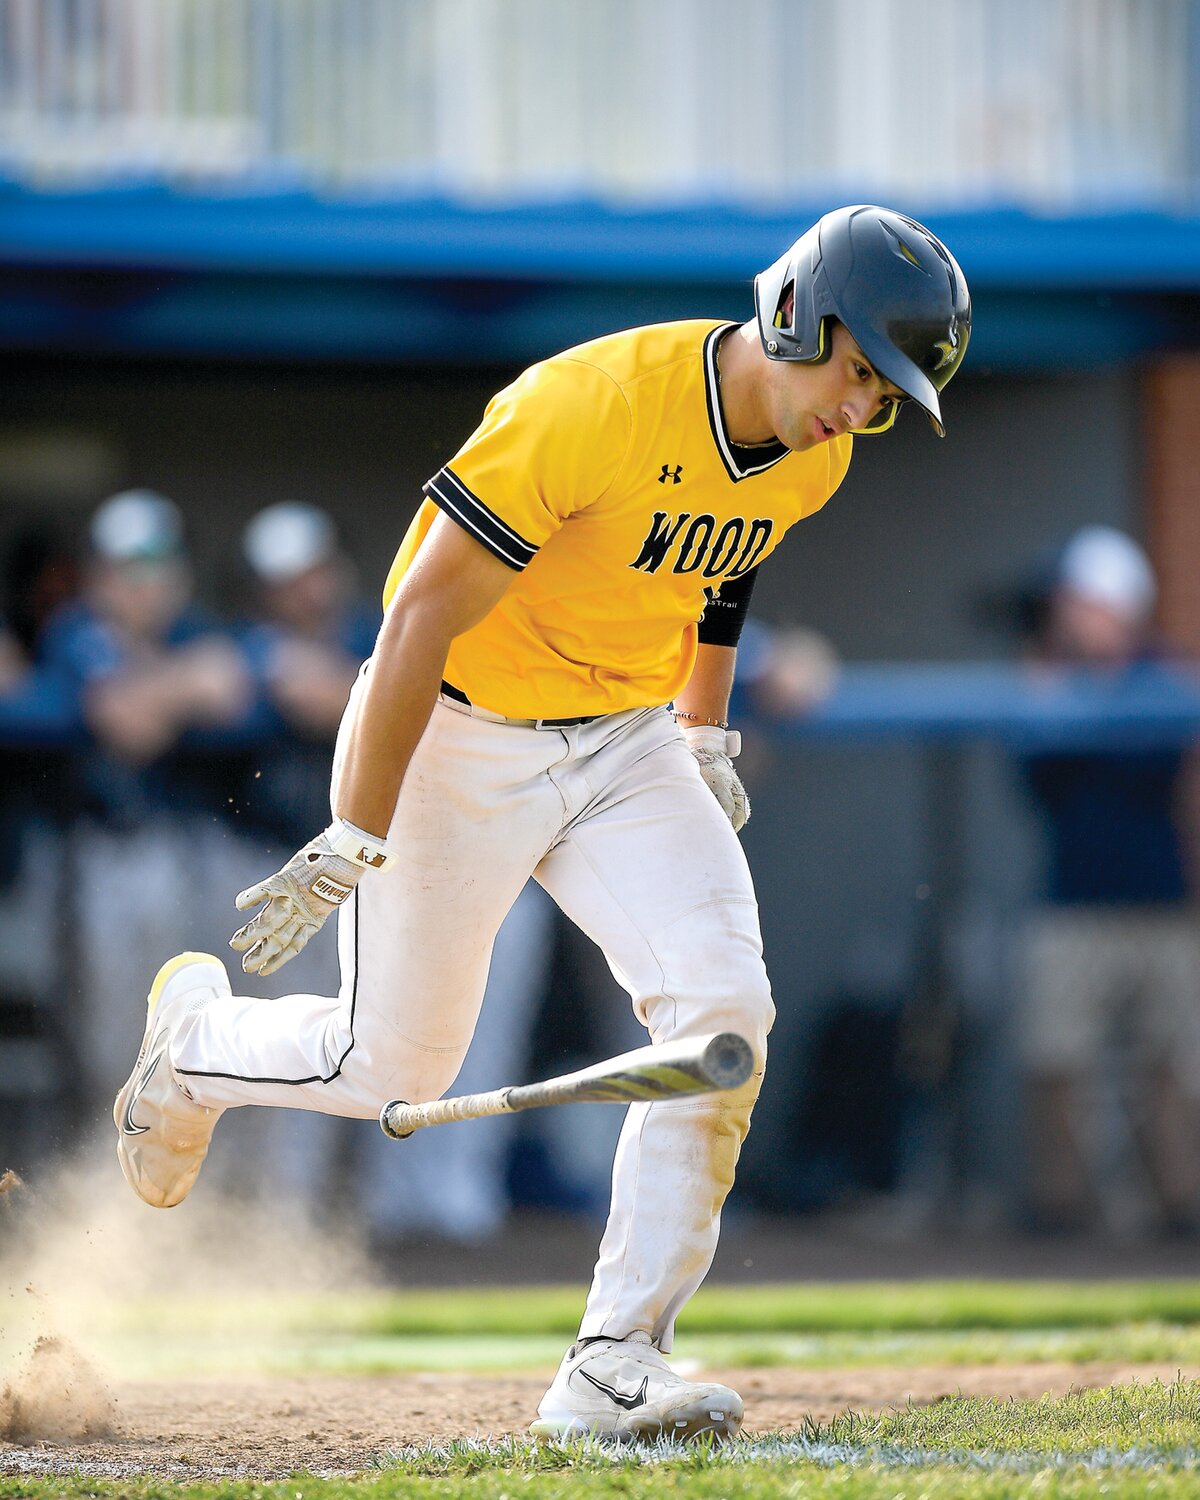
left=114, top=205, right=970, bottom=1442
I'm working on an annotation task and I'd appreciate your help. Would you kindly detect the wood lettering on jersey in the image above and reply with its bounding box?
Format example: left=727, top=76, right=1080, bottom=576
left=629, top=512, right=774, bottom=579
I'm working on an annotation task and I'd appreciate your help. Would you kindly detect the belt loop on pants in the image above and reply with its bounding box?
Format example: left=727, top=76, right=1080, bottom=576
left=439, top=680, right=602, bottom=730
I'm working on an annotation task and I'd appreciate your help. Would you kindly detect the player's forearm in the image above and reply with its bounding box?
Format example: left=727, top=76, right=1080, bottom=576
left=332, top=513, right=517, bottom=839
left=674, top=642, right=736, bottom=726
left=332, top=606, right=450, bottom=839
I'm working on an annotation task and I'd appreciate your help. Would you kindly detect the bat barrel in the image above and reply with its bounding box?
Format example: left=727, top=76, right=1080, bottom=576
left=701, top=1031, right=754, bottom=1090
left=504, top=1030, right=754, bottom=1108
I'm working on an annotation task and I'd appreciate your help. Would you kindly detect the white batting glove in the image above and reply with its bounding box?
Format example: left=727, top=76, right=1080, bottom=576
left=682, top=724, right=750, bottom=832
left=230, top=817, right=396, bottom=976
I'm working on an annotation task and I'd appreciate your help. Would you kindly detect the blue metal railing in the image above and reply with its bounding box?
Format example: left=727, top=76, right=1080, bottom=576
left=6, top=661, right=1200, bottom=754
left=784, top=662, right=1200, bottom=751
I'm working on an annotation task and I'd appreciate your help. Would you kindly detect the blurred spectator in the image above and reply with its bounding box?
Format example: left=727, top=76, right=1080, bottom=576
left=730, top=620, right=839, bottom=721
left=237, top=501, right=377, bottom=843
left=1016, top=526, right=1200, bottom=1235
left=41, top=490, right=251, bottom=808
left=726, top=619, right=840, bottom=794
left=38, top=489, right=254, bottom=1110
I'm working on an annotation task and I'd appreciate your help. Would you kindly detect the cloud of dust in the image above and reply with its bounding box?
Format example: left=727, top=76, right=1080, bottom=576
left=0, top=1336, right=118, bottom=1443
left=0, top=1150, right=377, bottom=1444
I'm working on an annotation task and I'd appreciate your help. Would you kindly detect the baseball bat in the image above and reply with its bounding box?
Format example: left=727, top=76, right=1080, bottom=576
left=379, top=1030, right=753, bottom=1140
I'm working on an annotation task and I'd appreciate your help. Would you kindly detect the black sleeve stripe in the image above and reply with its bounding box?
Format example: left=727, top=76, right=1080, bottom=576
left=427, top=476, right=528, bottom=570
left=697, top=565, right=759, bottom=647
left=424, top=467, right=539, bottom=572
left=439, top=468, right=536, bottom=553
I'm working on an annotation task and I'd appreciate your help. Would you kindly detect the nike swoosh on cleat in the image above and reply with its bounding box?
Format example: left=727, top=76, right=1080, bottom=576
left=121, top=1035, right=168, bottom=1136
left=578, top=1369, right=649, bottom=1410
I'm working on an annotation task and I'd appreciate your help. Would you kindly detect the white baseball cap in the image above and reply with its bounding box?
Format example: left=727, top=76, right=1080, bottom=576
left=1056, top=525, right=1156, bottom=620
left=90, top=489, right=184, bottom=563
left=242, top=501, right=337, bottom=584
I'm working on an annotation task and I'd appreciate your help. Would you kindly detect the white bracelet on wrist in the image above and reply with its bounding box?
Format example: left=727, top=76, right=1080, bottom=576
left=324, top=817, right=397, bottom=872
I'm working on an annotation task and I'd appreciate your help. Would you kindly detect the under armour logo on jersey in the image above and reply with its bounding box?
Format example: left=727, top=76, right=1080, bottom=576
left=658, top=464, right=684, bottom=485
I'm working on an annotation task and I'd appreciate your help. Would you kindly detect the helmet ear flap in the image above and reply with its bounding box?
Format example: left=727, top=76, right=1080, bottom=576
left=775, top=282, right=834, bottom=366
left=755, top=226, right=840, bottom=366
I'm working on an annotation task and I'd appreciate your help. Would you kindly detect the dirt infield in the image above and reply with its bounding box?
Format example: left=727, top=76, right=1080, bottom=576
left=2, top=1361, right=1195, bottom=1479
left=6, top=1173, right=1200, bottom=1479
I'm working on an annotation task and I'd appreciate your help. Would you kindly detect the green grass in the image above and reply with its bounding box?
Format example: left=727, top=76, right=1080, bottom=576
left=41, top=1319, right=1200, bottom=1381
left=73, top=1278, right=1200, bottom=1337
left=5, top=1380, right=1200, bottom=1499
left=8, top=1279, right=1200, bottom=1380
left=811, top=1375, right=1200, bottom=1457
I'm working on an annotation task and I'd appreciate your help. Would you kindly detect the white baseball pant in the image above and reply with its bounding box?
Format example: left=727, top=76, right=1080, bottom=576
left=172, top=677, right=775, bottom=1349
left=359, top=878, right=558, bottom=1241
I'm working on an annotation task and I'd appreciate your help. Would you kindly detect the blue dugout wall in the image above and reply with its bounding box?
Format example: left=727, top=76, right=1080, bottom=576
left=3, top=190, right=1200, bottom=370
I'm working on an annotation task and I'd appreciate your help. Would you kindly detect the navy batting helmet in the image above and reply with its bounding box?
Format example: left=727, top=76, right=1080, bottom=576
left=754, top=205, right=971, bottom=436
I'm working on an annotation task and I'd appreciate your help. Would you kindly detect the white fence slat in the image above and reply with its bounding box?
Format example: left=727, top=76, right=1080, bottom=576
left=0, top=0, right=1193, bottom=208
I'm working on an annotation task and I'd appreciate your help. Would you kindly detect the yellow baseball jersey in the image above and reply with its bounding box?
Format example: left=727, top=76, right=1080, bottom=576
left=383, top=319, right=853, bottom=717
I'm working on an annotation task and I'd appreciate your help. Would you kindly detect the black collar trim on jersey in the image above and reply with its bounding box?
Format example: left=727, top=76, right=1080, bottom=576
left=702, top=324, right=790, bottom=483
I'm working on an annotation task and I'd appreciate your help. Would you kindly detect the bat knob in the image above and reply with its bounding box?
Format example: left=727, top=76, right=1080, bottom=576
left=703, top=1033, right=754, bottom=1090
left=379, top=1099, right=414, bottom=1139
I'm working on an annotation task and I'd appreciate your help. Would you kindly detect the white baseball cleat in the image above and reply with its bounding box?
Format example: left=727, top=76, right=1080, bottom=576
left=113, top=951, right=227, bottom=1209
left=530, top=1332, right=744, bottom=1442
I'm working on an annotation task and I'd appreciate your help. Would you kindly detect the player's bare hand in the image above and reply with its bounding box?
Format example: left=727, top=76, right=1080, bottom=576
left=682, top=725, right=750, bottom=832
left=230, top=818, right=395, bottom=975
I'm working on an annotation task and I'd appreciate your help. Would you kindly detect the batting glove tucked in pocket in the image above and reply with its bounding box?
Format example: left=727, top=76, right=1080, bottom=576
left=230, top=817, right=396, bottom=976
left=682, top=725, right=750, bottom=832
